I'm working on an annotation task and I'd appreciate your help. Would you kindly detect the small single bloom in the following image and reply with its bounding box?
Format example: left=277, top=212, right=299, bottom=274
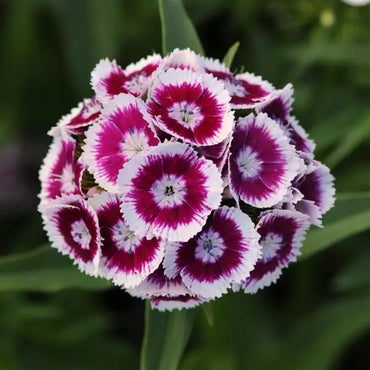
left=126, top=264, right=191, bottom=298
left=256, top=84, right=315, bottom=154
left=295, top=160, right=335, bottom=218
left=82, top=93, right=160, bottom=193
left=91, top=54, right=161, bottom=102
left=164, top=206, right=261, bottom=299
left=48, top=97, right=102, bottom=137
left=229, top=113, right=301, bottom=208
left=147, top=68, right=234, bottom=146
left=39, top=136, right=84, bottom=202
left=39, top=194, right=101, bottom=275
left=150, top=294, right=205, bottom=311
left=89, top=192, right=165, bottom=288
left=117, top=142, right=223, bottom=242
left=239, top=209, right=310, bottom=294
left=198, top=56, right=274, bottom=108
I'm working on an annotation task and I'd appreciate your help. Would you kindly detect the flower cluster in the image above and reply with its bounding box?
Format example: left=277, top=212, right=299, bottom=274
left=39, top=49, right=335, bottom=311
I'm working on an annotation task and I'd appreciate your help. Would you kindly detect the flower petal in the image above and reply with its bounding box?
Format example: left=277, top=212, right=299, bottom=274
left=240, top=209, right=310, bottom=293
left=117, top=142, right=223, bottom=242
left=163, top=206, right=261, bottom=299
left=89, top=192, right=165, bottom=288
left=81, top=93, right=160, bottom=192
left=147, top=68, right=234, bottom=146
left=39, top=194, right=101, bottom=275
left=150, top=294, right=205, bottom=311
left=48, top=97, right=102, bottom=137
left=229, top=113, right=302, bottom=208
left=39, top=137, right=84, bottom=202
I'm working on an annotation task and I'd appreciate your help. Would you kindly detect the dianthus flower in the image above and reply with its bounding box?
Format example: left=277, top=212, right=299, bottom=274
left=39, top=48, right=335, bottom=311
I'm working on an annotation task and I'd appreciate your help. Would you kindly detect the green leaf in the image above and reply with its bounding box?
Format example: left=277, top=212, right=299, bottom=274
left=325, top=112, right=370, bottom=168
left=333, top=250, right=370, bottom=292
left=158, top=0, right=204, bottom=55
left=301, top=192, right=370, bottom=259
left=0, top=246, right=111, bottom=292
left=222, top=42, right=240, bottom=69
left=276, top=294, right=370, bottom=370
left=141, top=300, right=195, bottom=370
left=201, top=302, right=214, bottom=327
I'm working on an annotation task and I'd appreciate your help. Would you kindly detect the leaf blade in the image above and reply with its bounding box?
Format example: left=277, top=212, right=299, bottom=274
left=222, top=42, right=240, bottom=69
left=158, top=0, right=204, bottom=55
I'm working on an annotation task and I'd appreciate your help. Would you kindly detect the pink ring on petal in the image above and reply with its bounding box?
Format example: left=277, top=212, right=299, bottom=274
left=89, top=192, right=165, bottom=288
left=240, top=209, right=310, bottom=294
left=39, top=137, right=84, bottom=202
left=39, top=194, right=101, bottom=275
left=256, top=84, right=315, bottom=154
left=91, top=55, right=161, bottom=102
left=117, top=142, right=223, bottom=242
left=198, top=56, right=274, bottom=109
left=151, top=294, right=205, bottom=311
left=147, top=68, right=234, bottom=146
left=295, top=161, right=335, bottom=216
left=48, top=97, right=102, bottom=137
left=82, top=93, right=160, bottom=192
left=163, top=206, right=261, bottom=299
left=126, top=264, right=190, bottom=298
left=229, top=113, right=302, bottom=208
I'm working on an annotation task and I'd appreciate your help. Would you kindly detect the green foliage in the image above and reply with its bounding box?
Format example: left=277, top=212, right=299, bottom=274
left=158, top=0, right=204, bottom=55
left=0, top=246, right=110, bottom=292
left=141, top=301, right=195, bottom=370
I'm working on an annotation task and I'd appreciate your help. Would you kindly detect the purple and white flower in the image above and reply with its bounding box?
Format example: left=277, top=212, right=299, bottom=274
left=49, top=97, right=102, bottom=137
left=82, top=93, right=159, bottom=192
left=239, top=209, right=310, bottom=293
left=39, top=49, right=335, bottom=310
left=90, top=192, right=165, bottom=288
left=91, top=54, right=161, bottom=103
left=39, top=136, right=84, bottom=202
left=40, top=194, right=101, bottom=275
left=164, top=206, right=261, bottom=299
left=117, top=142, right=223, bottom=242
left=147, top=68, right=234, bottom=146
left=229, top=113, right=302, bottom=208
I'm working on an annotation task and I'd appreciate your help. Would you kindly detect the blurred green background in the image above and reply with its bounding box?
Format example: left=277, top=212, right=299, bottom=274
left=0, top=0, right=370, bottom=369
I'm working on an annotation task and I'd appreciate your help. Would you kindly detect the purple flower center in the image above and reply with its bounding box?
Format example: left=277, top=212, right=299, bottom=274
left=236, top=146, right=262, bottom=179
left=224, top=77, right=247, bottom=98
left=260, top=232, right=283, bottom=261
left=168, top=101, right=203, bottom=127
left=71, top=219, right=91, bottom=249
left=195, top=229, right=225, bottom=264
left=151, top=174, right=187, bottom=208
left=111, top=220, right=139, bottom=254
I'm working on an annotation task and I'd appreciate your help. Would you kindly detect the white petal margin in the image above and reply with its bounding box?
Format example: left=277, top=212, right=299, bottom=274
left=150, top=295, right=206, bottom=311
left=148, top=67, right=234, bottom=146
left=228, top=113, right=303, bottom=208
left=117, top=142, right=223, bottom=242
left=81, top=93, right=158, bottom=193
left=39, top=194, right=101, bottom=276
left=89, top=192, right=165, bottom=288
left=164, top=206, right=261, bottom=300
left=91, top=58, right=124, bottom=103
left=241, top=209, right=310, bottom=294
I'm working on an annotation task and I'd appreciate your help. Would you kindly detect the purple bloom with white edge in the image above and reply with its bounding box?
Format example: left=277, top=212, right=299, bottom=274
left=256, top=84, right=315, bottom=154
left=151, top=295, right=205, bottom=312
left=229, top=113, right=302, bottom=208
left=117, top=142, right=223, bottom=242
left=198, top=56, right=274, bottom=108
left=39, top=136, right=84, bottom=202
left=89, top=192, right=165, bottom=288
left=82, top=93, right=160, bottom=193
left=164, top=206, right=261, bottom=299
left=39, top=49, right=335, bottom=311
left=39, top=194, right=101, bottom=275
left=239, top=209, right=310, bottom=294
left=91, top=54, right=162, bottom=103
left=147, top=68, right=234, bottom=146
left=48, top=97, right=102, bottom=137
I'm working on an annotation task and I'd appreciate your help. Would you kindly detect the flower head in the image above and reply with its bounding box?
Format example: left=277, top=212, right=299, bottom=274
left=39, top=49, right=335, bottom=310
